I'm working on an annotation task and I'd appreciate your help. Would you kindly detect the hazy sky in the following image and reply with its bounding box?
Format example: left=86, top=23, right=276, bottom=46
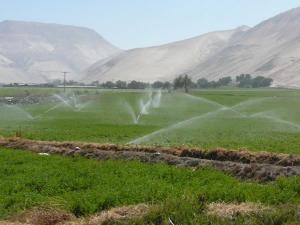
left=1, top=0, right=300, bottom=49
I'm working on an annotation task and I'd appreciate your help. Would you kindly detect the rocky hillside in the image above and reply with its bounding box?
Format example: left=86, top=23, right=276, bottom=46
left=83, top=6, right=300, bottom=87
left=190, top=6, right=300, bottom=87
left=0, top=20, right=120, bottom=83
left=82, top=27, right=248, bottom=83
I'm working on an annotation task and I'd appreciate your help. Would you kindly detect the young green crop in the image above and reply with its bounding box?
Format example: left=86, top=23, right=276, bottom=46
left=1, top=87, right=300, bottom=153
left=0, top=148, right=299, bottom=219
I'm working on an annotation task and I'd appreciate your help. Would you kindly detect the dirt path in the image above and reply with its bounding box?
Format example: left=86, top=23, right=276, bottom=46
left=1, top=137, right=300, bottom=181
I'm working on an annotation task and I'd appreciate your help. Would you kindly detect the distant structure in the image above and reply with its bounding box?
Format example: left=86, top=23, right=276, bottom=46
left=61, top=71, right=70, bottom=92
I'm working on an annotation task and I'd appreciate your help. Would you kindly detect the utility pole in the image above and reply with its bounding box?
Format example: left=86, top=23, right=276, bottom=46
left=184, top=74, right=189, bottom=93
left=62, top=71, right=70, bottom=93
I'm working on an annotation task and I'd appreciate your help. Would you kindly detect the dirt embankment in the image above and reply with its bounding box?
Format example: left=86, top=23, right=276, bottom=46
left=0, top=138, right=300, bottom=182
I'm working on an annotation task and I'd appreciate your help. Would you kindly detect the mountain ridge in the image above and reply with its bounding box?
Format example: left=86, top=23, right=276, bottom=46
left=83, top=6, right=300, bottom=87
left=0, top=20, right=120, bottom=84
left=2, top=6, right=300, bottom=86
left=189, top=6, right=300, bottom=87
left=82, top=27, right=247, bottom=83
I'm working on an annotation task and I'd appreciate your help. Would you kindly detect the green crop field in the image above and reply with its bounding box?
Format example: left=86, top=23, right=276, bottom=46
left=1, top=87, right=300, bottom=224
left=0, top=148, right=299, bottom=224
left=1, top=87, right=300, bottom=153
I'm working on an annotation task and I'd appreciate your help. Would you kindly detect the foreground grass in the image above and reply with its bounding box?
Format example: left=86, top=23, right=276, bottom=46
left=0, top=148, right=300, bottom=220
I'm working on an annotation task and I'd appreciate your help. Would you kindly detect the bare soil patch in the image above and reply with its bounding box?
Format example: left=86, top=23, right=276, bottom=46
left=2, top=208, right=74, bottom=225
left=62, top=204, right=149, bottom=225
left=207, top=202, right=267, bottom=219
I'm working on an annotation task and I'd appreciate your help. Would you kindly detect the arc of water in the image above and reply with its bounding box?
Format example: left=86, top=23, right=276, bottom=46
left=4, top=104, right=34, bottom=120
left=35, top=94, right=74, bottom=118
left=128, top=97, right=273, bottom=144
left=152, top=89, right=162, bottom=108
left=52, top=94, right=91, bottom=111
left=135, top=89, right=156, bottom=123
left=75, top=101, right=92, bottom=112
left=128, top=107, right=229, bottom=144
left=1, top=93, right=93, bottom=120
left=72, top=93, right=78, bottom=107
left=34, top=103, right=64, bottom=119
left=141, top=99, right=151, bottom=115
left=123, top=101, right=138, bottom=124
left=183, top=93, right=227, bottom=108
left=34, top=94, right=80, bottom=118
left=251, top=112, right=300, bottom=130
left=185, top=94, right=272, bottom=110
left=53, top=94, right=73, bottom=108
left=123, top=89, right=164, bottom=124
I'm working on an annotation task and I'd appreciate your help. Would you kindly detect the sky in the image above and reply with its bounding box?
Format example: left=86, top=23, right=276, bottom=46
left=1, top=0, right=300, bottom=49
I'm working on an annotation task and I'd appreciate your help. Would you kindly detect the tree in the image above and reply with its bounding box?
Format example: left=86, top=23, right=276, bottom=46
left=236, top=74, right=251, bottom=82
left=152, top=81, right=164, bottom=89
left=102, top=81, right=115, bottom=88
left=208, top=81, right=220, bottom=88
left=218, top=76, right=232, bottom=86
left=174, top=75, right=184, bottom=90
left=197, top=78, right=209, bottom=88
left=162, top=81, right=172, bottom=90
left=183, top=74, right=192, bottom=93
left=127, top=80, right=148, bottom=89
left=252, top=76, right=273, bottom=88
left=115, top=80, right=127, bottom=89
left=236, top=74, right=253, bottom=88
left=128, top=80, right=139, bottom=89
left=173, top=74, right=192, bottom=93
left=236, top=74, right=273, bottom=88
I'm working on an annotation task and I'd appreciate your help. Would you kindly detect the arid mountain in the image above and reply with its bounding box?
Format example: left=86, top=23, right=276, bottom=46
left=83, top=27, right=249, bottom=83
left=0, top=20, right=120, bottom=83
left=189, top=6, right=300, bottom=87
left=83, top=6, right=300, bottom=87
left=3, top=6, right=300, bottom=86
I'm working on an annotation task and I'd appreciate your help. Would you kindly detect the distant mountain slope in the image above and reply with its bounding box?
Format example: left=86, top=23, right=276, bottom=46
left=82, top=27, right=248, bottom=83
left=0, top=20, right=120, bottom=83
left=189, top=7, right=300, bottom=87
left=83, top=6, right=300, bottom=87
left=3, top=6, right=300, bottom=86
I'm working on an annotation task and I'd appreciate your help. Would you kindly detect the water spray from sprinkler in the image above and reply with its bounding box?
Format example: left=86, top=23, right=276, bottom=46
left=123, top=89, right=163, bottom=124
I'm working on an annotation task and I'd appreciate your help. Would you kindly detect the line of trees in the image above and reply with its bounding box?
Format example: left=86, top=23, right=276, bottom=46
left=3, top=73, right=272, bottom=90
left=172, top=74, right=273, bottom=92
left=197, top=76, right=232, bottom=88
left=94, top=80, right=172, bottom=90
left=90, top=73, right=272, bottom=91
left=235, top=74, right=273, bottom=88
left=34, top=74, right=270, bottom=91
